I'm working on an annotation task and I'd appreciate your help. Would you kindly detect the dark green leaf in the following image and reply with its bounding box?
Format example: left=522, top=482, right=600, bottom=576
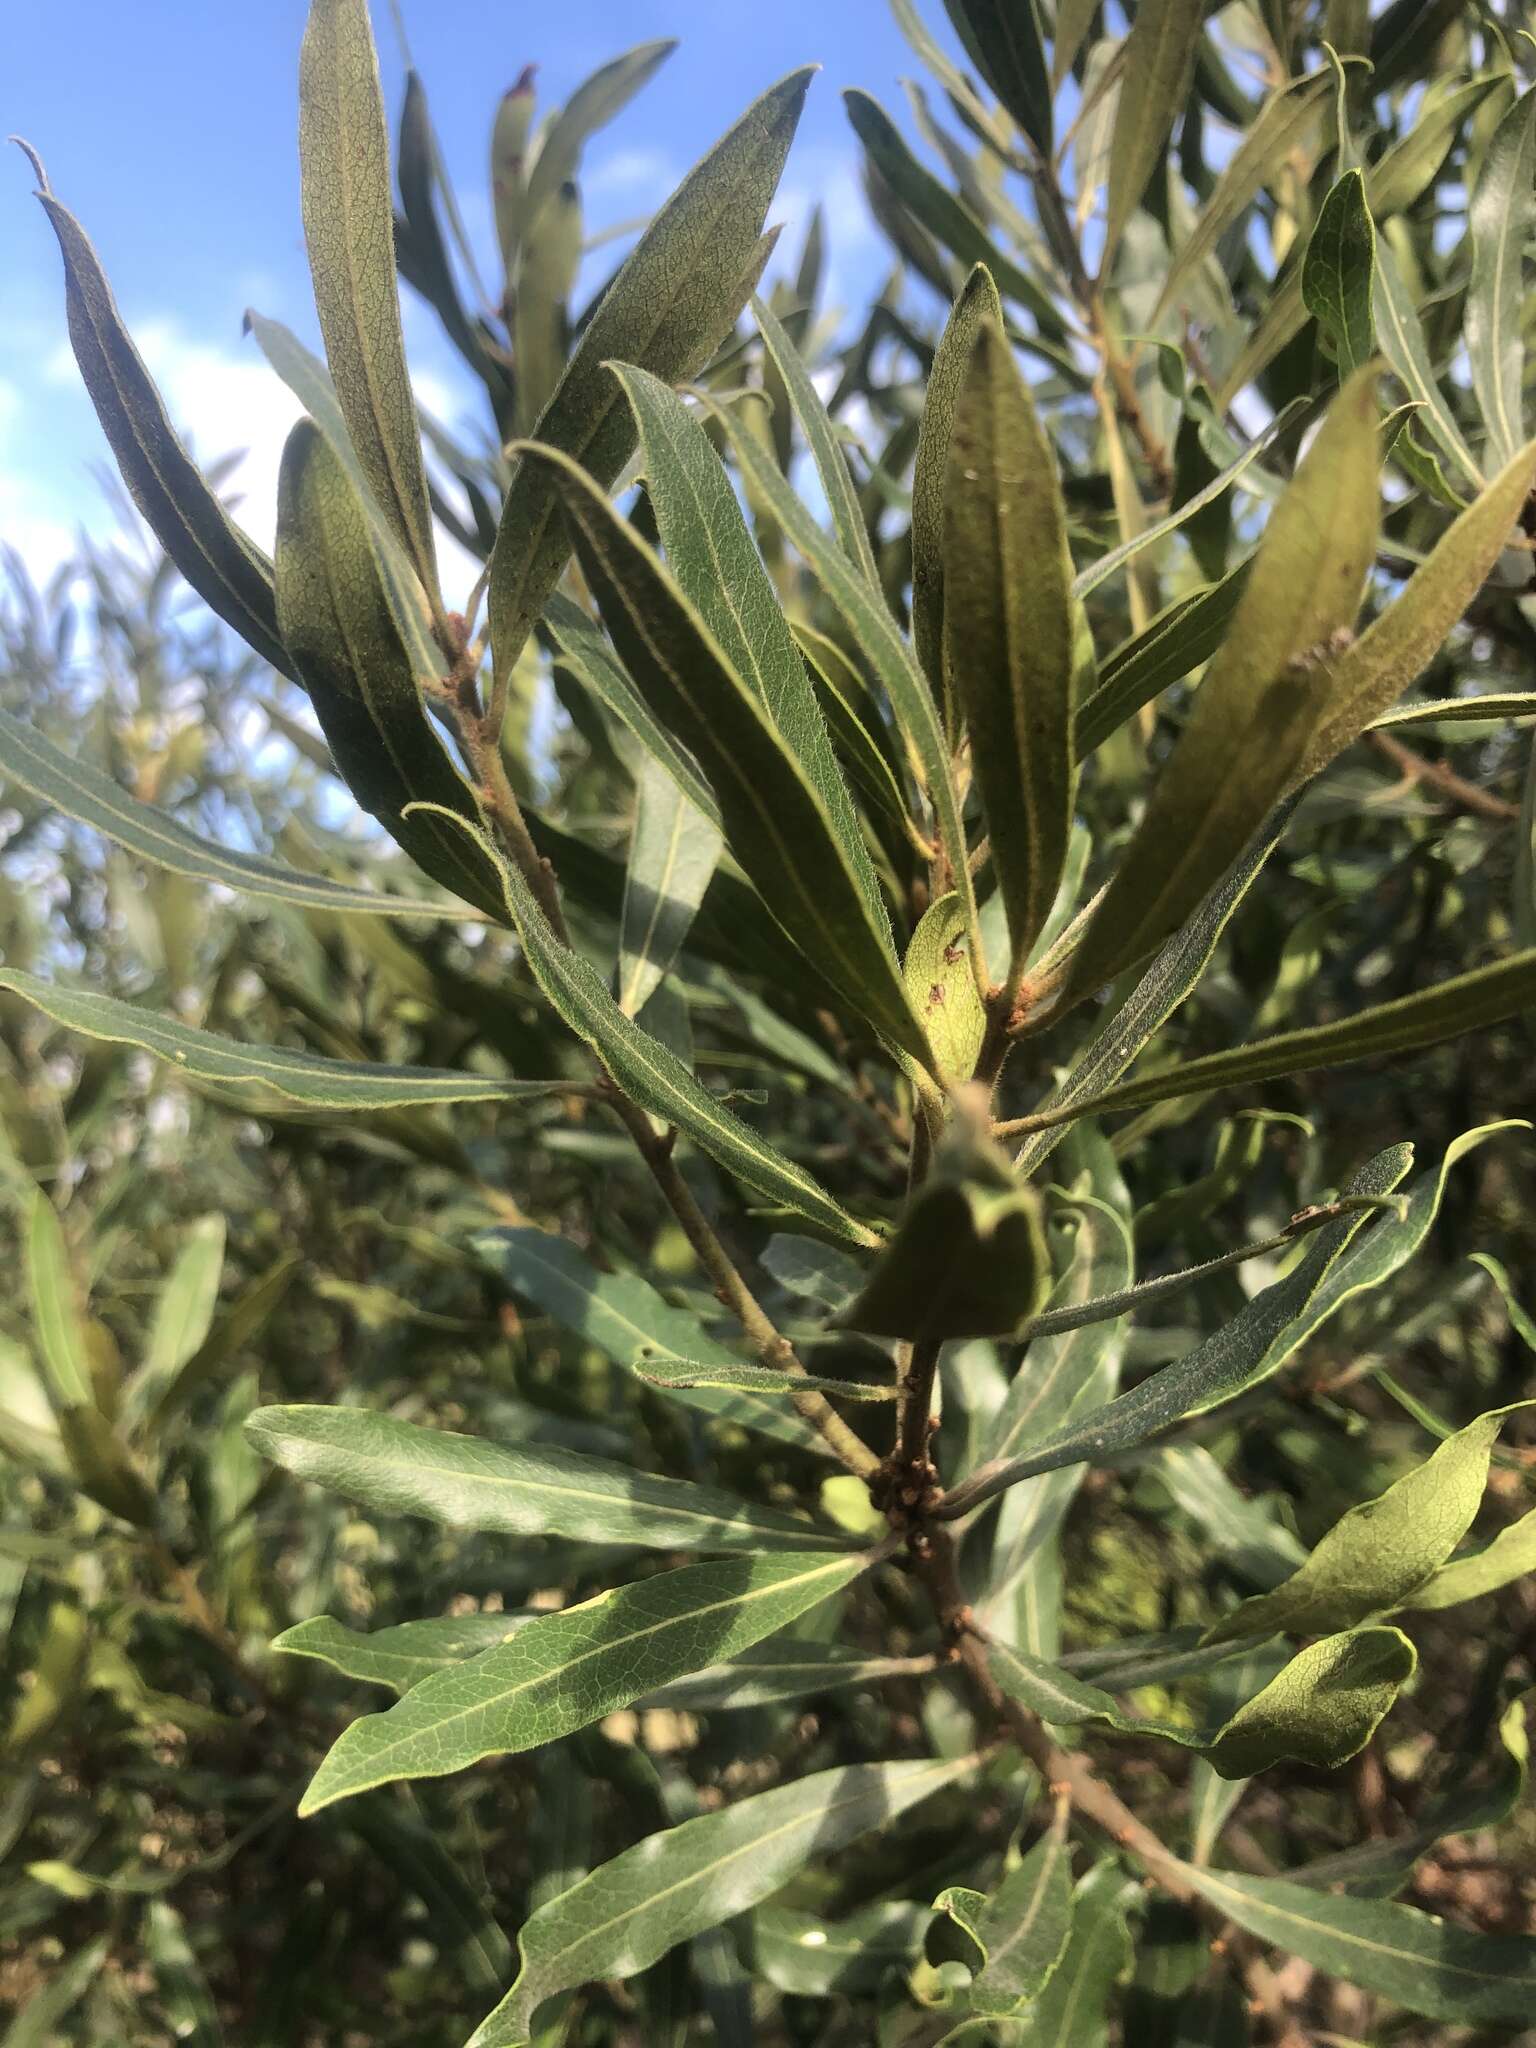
left=1303, top=170, right=1376, bottom=373
left=941, top=0, right=1052, bottom=158
left=1103, top=0, right=1204, bottom=268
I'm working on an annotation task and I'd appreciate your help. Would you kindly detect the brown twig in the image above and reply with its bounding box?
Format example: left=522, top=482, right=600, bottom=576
left=1367, top=728, right=1520, bottom=822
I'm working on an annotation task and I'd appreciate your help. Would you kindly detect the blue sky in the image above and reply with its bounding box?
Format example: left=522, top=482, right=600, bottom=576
left=3, top=0, right=955, bottom=589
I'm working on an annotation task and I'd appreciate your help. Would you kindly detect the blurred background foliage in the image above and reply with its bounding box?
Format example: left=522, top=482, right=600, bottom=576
left=4, top=0, right=1536, bottom=2041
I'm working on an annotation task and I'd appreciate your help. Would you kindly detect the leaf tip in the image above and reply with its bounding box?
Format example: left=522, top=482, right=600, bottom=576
left=9, top=134, right=50, bottom=193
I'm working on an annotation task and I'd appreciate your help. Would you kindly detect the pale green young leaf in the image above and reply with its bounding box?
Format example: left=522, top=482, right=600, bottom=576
left=944, top=315, right=1077, bottom=972
left=245, top=1403, right=844, bottom=1554
left=27, top=183, right=291, bottom=678
left=299, top=0, right=439, bottom=602
left=1208, top=1405, right=1527, bottom=1642
left=0, top=709, right=469, bottom=919
left=273, top=420, right=506, bottom=919
left=512, top=180, right=583, bottom=437
left=521, top=42, right=677, bottom=231
left=470, top=1227, right=836, bottom=1452
left=608, top=363, right=885, bottom=933
left=964, top=1814, right=1074, bottom=2016
left=990, top=1626, right=1417, bottom=1779
left=903, top=892, right=986, bottom=1085
left=121, top=1216, right=226, bottom=1427
left=1103, top=0, right=1204, bottom=269
left=299, top=1549, right=876, bottom=1813
left=274, top=1613, right=530, bottom=1694
left=1303, top=169, right=1376, bottom=372
left=489, top=70, right=811, bottom=676
left=912, top=267, right=1005, bottom=714
left=1407, top=1505, right=1536, bottom=1609
left=751, top=294, right=880, bottom=585
left=637, top=1360, right=893, bottom=1401
left=468, top=1755, right=974, bottom=2046
left=708, top=400, right=982, bottom=984
left=1177, top=1866, right=1536, bottom=2022
left=0, top=968, right=564, bottom=1111
left=1066, top=367, right=1381, bottom=1002
left=1467, top=87, right=1536, bottom=468
left=515, top=439, right=926, bottom=1066
left=25, top=1193, right=93, bottom=1412
left=618, top=758, right=723, bottom=1018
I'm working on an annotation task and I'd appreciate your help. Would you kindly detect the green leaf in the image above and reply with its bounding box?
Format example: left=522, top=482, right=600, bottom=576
left=1027, top=951, right=1536, bottom=1127
left=1076, top=566, right=1251, bottom=757
left=521, top=41, right=677, bottom=234
left=1408, top=1503, right=1536, bottom=1610
left=298, top=0, right=439, bottom=601
left=273, top=1612, right=529, bottom=1694
left=244, top=1404, right=842, bottom=1554
left=618, top=758, right=723, bottom=1018
left=1374, top=691, right=1536, bottom=732
left=273, top=420, right=506, bottom=919
left=1176, top=1866, right=1536, bottom=2022
left=751, top=1901, right=929, bottom=1998
left=1467, top=86, right=1536, bottom=468
left=944, top=315, right=1078, bottom=972
left=990, top=1625, right=1416, bottom=1778
left=298, top=1549, right=875, bottom=1813
left=708, top=400, right=982, bottom=984
left=515, top=435, right=927, bottom=1065
left=1155, top=71, right=1332, bottom=326
left=941, top=0, right=1052, bottom=158
left=637, top=1361, right=893, bottom=1402
left=608, top=363, right=888, bottom=938
left=641, top=1641, right=935, bottom=1710
left=954, top=1127, right=1509, bottom=1515
left=1303, top=169, right=1376, bottom=373
left=0, top=967, right=563, bottom=1111
left=471, top=1226, right=837, bottom=1453
left=903, top=892, right=986, bottom=1086
left=121, top=1216, right=225, bottom=1427
left=489, top=70, right=811, bottom=675
left=964, top=1814, right=1074, bottom=2016
left=1208, top=1405, right=1528, bottom=1642
left=839, top=1138, right=1048, bottom=1341
left=467, top=1755, right=974, bottom=2046
left=0, top=708, right=468, bottom=919
left=0, top=1937, right=107, bottom=2048
left=1103, top=0, right=1204, bottom=269
left=1065, top=367, right=1381, bottom=1002
left=1303, top=439, right=1536, bottom=776
left=146, top=1255, right=297, bottom=1427
left=1013, top=809, right=1288, bottom=1179
left=751, top=293, right=880, bottom=586
left=24, top=1192, right=93, bottom=1411
left=912, top=267, right=1006, bottom=715
left=27, top=183, right=291, bottom=677
left=1371, top=219, right=1482, bottom=491
left=512, top=181, right=583, bottom=438
left=1012, top=1862, right=1139, bottom=2047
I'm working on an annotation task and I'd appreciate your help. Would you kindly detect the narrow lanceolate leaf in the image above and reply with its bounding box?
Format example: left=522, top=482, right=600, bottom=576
left=1372, top=222, right=1482, bottom=491
left=1467, top=87, right=1536, bottom=468
left=751, top=295, right=879, bottom=585
left=299, top=1550, right=875, bottom=1813
left=965, top=1817, right=1074, bottom=2016
left=515, top=442, right=929, bottom=1068
left=273, top=1613, right=530, bottom=1696
left=1103, top=0, right=1204, bottom=269
left=299, top=0, right=439, bottom=601
left=30, top=185, right=291, bottom=676
left=637, top=1361, right=893, bottom=1402
left=1208, top=1405, right=1528, bottom=1642
left=489, top=70, right=811, bottom=676
left=913, top=267, right=1005, bottom=714
left=954, top=1128, right=1508, bottom=1516
left=122, top=1217, right=225, bottom=1427
left=1014, top=810, right=1288, bottom=1179
left=0, top=969, right=561, bottom=1111
left=1409, top=1508, right=1536, bottom=1610
left=0, top=710, right=466, bottom=919
left=467, top=1756, right=974, bottom=2047
left=641, top=1641, right=934, bottom=1710
left=709, top=403, right=982, bottom=984
left=25, top=1194, right=93, bottom=1411
left=608, top=364, right=885, bottom=935
left=1064, top=369, right=1381, bottom=1002
left=618, top=758, right=723, bottom=1017
left=521, top=41, right=677, bottom=231
left=989, top=1627, right=1417, bottom=1779
left=1155, top=71, right=1332, bottom=325
left=942, top=0, right=1051, bottom=157
left=1177, top=1866, right=1536, bottom=2023
left=1029, top=951, right=1536, bottom=1127
left=1012, top=1863, right=1139, bottom=2048
left=944, top=316, right=1077, bottom=972
left=1303, top=169, right=1376, bottom=373
left=1301, top=437, right=1536, bottom=776
left=274, top=421, right=506, bottom=920
left=471, top=1227, right=832, bottom=1453
left=903, top=892, right=986, bottom=1085
left=1077, top=569, right=1251, bottom=755
left=839, top=1141, right=1048, bottom=1341
left=244, top=1404, right=845, bottom=1554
